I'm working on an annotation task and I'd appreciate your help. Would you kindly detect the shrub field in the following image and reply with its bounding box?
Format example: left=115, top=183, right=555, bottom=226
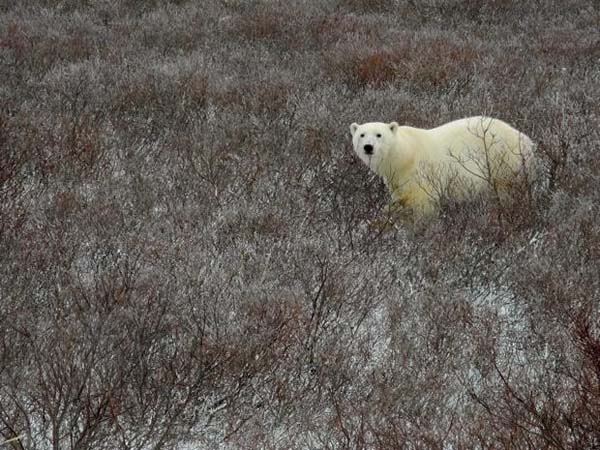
left=1, top=1, right=599, bottom=449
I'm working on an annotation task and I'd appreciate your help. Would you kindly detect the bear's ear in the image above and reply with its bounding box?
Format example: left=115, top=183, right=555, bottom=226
left=389, top=122, right=399, bottom=134
left=350, top=123, right=358, bottom=137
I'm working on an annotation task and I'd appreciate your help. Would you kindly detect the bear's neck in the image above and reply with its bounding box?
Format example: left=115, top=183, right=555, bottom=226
left=377, top=131, right=418, bottom=192
left=377, top=152, right=414, bottom=187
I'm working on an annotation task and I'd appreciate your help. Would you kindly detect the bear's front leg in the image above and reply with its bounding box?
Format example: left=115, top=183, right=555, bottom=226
left=379, top=198, right=415, bottom=228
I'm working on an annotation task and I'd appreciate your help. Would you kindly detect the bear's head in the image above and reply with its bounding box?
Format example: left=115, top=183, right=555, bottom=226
left=350, top=122, right=399, bottom=171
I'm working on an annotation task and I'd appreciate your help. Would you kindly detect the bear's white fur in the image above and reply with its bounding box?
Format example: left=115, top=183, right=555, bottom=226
left=350, top=116, right=534, bottom=219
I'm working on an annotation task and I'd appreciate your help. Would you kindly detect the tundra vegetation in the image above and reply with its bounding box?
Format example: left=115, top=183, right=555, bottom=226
left=1, top=1, right=599, bottom=449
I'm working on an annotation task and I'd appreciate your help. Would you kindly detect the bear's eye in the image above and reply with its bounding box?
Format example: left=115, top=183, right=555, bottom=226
left=376, top=133, right=382, bottom=138
left=360, top=133, right=365, bottom=138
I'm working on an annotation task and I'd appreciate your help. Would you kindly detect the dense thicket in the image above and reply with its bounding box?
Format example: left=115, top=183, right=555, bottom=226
left=1, top=1, right=599, bottom=449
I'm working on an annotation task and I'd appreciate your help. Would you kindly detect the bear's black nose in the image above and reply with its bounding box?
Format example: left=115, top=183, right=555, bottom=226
left=364, top=144, right=373, bottom=155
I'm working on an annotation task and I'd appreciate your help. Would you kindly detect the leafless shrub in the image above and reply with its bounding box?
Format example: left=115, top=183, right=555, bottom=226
left=338, top=0, right=388, bottom=13
left=307, top=13, right=365, bottom=47
left=236, top=9, right=285, bottom=42
left=325, top=37, right=477, bottom=92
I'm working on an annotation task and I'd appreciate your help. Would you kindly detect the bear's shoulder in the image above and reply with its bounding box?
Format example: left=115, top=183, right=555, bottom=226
left=394, top=125, right=437, bottom=158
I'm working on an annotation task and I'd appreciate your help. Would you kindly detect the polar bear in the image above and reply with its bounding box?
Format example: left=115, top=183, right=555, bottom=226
left=350, top=116, right=535, bottom=221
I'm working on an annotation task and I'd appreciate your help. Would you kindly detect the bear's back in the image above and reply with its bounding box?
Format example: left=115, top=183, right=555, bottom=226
left=426, top=116, right=533, bottom=179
